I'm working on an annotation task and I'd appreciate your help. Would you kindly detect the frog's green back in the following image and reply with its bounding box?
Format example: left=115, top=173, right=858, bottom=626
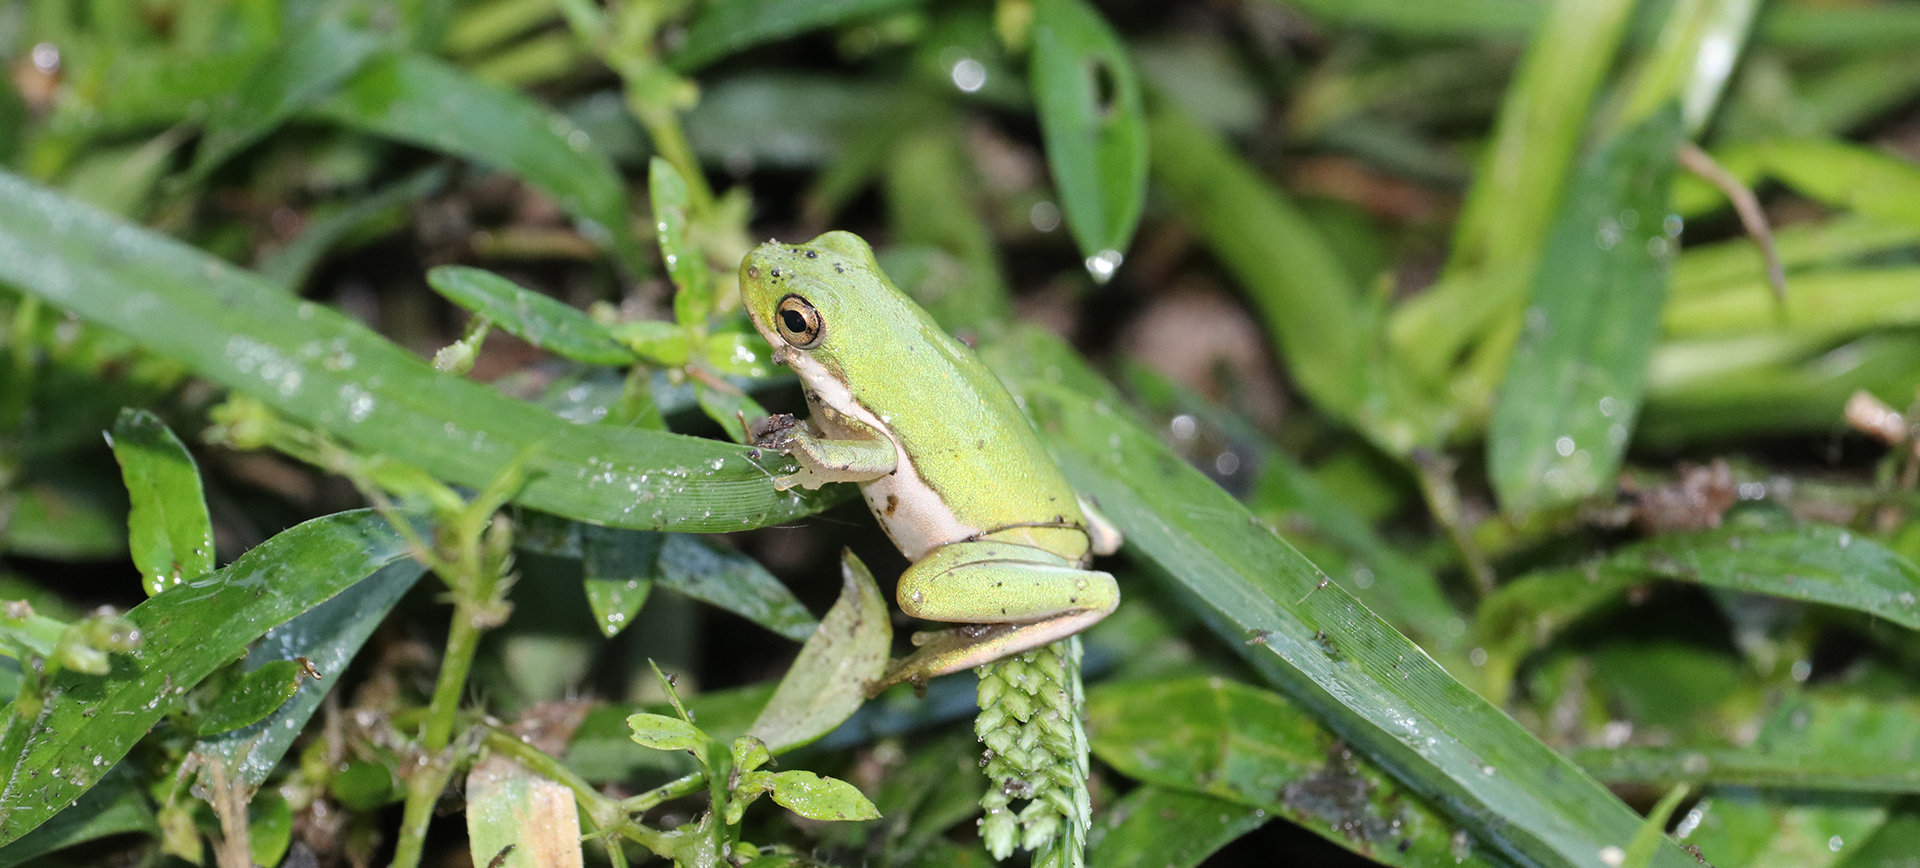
left=741, top=233, right=1087, bottom=551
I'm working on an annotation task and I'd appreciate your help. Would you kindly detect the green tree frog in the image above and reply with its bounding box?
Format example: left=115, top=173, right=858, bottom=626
left=740, top=231, right=1121, bottom=692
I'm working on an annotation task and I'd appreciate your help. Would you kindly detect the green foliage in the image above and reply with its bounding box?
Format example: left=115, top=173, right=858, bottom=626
left=6, top=1, right=1920, bottom=866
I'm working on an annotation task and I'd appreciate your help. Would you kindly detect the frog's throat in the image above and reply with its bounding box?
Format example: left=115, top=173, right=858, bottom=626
left=777, top=342, right=979, bottom=560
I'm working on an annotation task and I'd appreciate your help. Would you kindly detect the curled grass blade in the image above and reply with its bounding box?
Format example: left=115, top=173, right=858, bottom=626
left=0, top=171, right=838, bottom=532
left=427, top=265, right=636, bottom=366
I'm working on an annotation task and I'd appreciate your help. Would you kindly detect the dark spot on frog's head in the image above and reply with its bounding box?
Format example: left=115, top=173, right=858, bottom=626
left=770, top=268, right=781, bottom=278
left=804, top=249, right=818, bottom=259
left=975, top=439, right=985, bottom=449
left=834, top=264, right=845, bottom=273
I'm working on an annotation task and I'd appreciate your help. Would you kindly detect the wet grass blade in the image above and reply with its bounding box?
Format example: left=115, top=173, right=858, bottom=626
left=1487, top=107, right=1682, bottom=515
left=983, top=329, right=1698, bottom=868
left=0, top=511, right=412, bottom=845
left=1088, top=677, right=1517, bottom=867
left=655, top=534, right=816, bottom=642
left=671, top=0, right=928, bottom=72
left=0, top=764, right=154, bottom=868
left=1030, top=0, right=1147, bottom=276
left=0, top=171, right=837, bottom=532
left=108, top=409, right=214, bottom=596
left=427, top=265, right=637, bottom=366
left=310, top=52, right=646, bottom=274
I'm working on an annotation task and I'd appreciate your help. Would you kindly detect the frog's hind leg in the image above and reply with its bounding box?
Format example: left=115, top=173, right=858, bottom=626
left=869, top=540, right=1118, bottom=694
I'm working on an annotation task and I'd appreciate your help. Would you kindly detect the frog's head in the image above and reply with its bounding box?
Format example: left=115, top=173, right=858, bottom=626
left=739, top=231, right=888, bottom=368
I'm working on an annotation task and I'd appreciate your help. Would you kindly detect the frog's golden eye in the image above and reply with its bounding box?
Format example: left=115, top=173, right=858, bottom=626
left=775, top=294, right=824, bottom=349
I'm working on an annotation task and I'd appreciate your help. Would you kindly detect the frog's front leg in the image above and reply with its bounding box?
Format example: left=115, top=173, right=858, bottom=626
left=751, top=408, right=896, bottom=491
left=869, top=540, right=1119, bottom=694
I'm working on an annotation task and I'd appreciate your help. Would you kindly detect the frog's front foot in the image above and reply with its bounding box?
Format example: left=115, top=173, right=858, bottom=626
left=748, top=412, right=801, bottom=450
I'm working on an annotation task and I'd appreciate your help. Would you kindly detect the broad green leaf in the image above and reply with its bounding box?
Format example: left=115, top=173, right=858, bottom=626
left=746, top=549, right=890, bottom=753
left=258, top=166, right=450, bottom=293
left=671, top=0, right=929, bottom=72
left=627, top=712, right=707, bottom=751
left=1680, top=789, right=1886, bottom=868
left=309, top=52, right=646, bottom=274
left=1089, top=677, right=1513, bottom=868
left=650, top=158, right=712, bottom=325
left=1029, top=0, right=1148, bottom=277
left=1085, top=786, right=1269, bottom=868
left=108, top=408, right=214, bottom=596
left=769, top=770, right=880, bottom=822
left=581, top=526, right=663, bottom=638
left=189, top=18, right=386, bottom=178
left=1444, top=0, right=1636, bottom=280
left=982, top=328, right=1698, bottom=868
left=194, top=558, right=424, bottom=788
left=655, top=534, right=816, bottom=642
left=0, top=510, right=414, bottom=845
left=1840, top=801, right=1920, bottom=866
left=193, top=659, right=304, bottom=736
left=0, top=764, right=154, bottom=868
left=0, top=171, right=839, bottom=532
left=1488, top=107, right=1682, bottom=515
left=427, top=266, right=636, bottom=366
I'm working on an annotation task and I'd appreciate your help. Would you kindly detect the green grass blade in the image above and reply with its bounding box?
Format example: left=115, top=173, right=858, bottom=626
left=188, top=17, right=386, bottom=179
left=1089, top=677, right=1517, bottom=867
left=655, top=534, right=816, bottom=642
left=0, top=765, right=154, bottom=868
left=983, top=329, right=1697, bottom=868
left=1445, top=0, right=1636, bottom=280
left=670, top=0, right=928, bottom=72
left=1260, top=0, right=1540, bottom=37
left=1029, top=0, right=1147, bottom=276
left=1665, top=267, right=1920, bottom=341
left=0, top=510, right=412, bottom=846
left=108, top=408, right=214, bottom=596
left=1487, top=108, right=1682, bottom=515
left=649, top=158, right=713, bottom=325
left=309, top=52, right=646, bottom=274
left=427, top=265, right=637, bottom=366
left=0, top=171, right=836, bottom=532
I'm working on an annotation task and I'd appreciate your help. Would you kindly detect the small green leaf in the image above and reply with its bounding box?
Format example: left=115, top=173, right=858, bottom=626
left=609, top=319, right=692, bottom=367
left=428, top=266, right=634, bottom=366
left=194, top=660, right=306, bottom=737
left=696, top=384, right=764, bottom=445
left=333, top=759, right=401, bottom=811
left=702, top=332, right=774, bottom=379
left=1488, top=106, right=1683, bottom=515
left=727, top=769, right=777, bottom=825
left=732, top=736, right=772, bottom=774
left=110, top=408, right=215, bottom=596
left=770, top=770, right=880, bottom=822
left=671, top=0, right=929, bottom=72
left=627, top=712, right=707, bottom=751
left=746, top=550, right=890, bottom=753
left=650, top=158, right=713, bottom=326
left=1029, top=0, right=1147, bottom=278
left=582, top=527, right=664, bottom=638
left=247, top=789, right=294, bottom=868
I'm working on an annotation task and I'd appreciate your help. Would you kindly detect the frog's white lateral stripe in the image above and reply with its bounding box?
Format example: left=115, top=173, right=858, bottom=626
left=757, top=324, right=978, bottom=560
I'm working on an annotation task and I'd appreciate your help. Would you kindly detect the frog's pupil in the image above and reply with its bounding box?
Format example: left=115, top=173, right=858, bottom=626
left=781, top=309, right=809, bottom=333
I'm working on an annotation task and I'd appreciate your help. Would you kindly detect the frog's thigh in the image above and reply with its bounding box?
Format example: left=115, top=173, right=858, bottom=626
left=896, top=541, right=1118, bottom=624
